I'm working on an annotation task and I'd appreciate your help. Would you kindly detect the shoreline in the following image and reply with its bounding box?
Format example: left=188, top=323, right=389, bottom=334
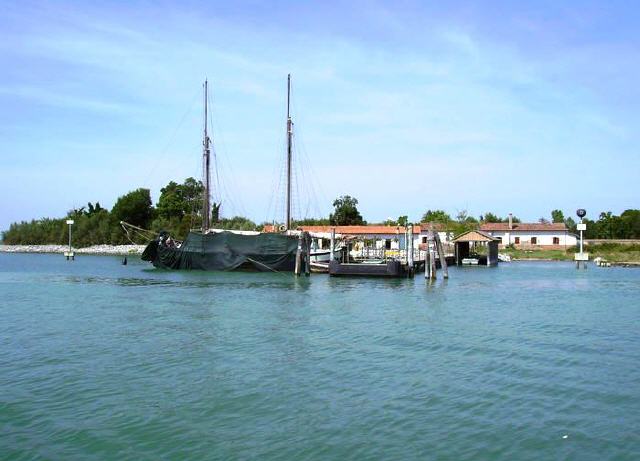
left=0, top=244, right=146, bottom=256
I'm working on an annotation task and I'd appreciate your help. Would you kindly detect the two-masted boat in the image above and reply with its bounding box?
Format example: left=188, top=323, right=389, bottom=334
left=141, top=77, right=301, bottom=271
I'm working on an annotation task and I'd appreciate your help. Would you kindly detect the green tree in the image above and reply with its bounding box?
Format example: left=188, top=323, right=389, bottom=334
left=483, top=212, right=502, bottom=223
left=329, top=195, right=365, bottom=225
left=397, top=215, right=408, bottom=226
left=157, top=177, right=204, bottom=220
left=551, top=209, right=565, bottom=223
left=217, top=216, right=257, bottom=231
left=111, top=188, right=154, bottom=229
left=421, top=209, right=451, bottom=223
left=292, top=217, right=331, bottom=227
left=620, top=209, right=640, bottom=238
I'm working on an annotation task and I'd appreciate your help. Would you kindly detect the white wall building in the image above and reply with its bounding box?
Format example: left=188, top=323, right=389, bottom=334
left=480, top=222, right=577, bottom=248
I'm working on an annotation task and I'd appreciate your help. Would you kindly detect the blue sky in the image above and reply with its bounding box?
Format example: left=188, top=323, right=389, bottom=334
left=1, top=0, right=638, bottom=230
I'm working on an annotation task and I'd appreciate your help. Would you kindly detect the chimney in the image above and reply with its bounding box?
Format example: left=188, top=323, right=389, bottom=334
left=508, top=213, right=513, bottom=230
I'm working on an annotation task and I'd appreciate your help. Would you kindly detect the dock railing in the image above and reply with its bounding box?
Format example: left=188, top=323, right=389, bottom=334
left=355, top=246, right=454, bottom=262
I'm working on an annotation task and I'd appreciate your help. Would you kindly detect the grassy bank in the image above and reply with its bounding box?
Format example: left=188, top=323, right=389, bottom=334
left=501, top=243, right=640, bottom=262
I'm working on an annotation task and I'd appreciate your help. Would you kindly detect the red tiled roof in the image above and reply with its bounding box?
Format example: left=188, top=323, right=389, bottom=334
left=452, top=230, right=500, bottom=243
left=263, top=224, right=429, bottom=234
left=480, top=222, right=567, bottom=232
left=418, top=222, right=451, bottom=232
left=298, top=225, right=408, bottom=235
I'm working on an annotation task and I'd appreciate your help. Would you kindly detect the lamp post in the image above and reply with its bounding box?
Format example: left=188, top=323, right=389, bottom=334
left=574, top=209, right=587, bottom=269
left=65, top=219, right=75, bottom=261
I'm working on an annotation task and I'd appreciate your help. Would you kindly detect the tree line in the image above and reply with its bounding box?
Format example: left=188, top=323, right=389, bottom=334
left=2, top=178, right=261, bottom=246
left=3, top=183, right=639, bottom=246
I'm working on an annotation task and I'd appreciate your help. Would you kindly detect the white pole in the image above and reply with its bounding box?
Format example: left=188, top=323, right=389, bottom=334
left=330, top=228, right=335, bottom=261
left=408, top=225, right=414, bottom=268
left=579, top=218, right=584, bottom=256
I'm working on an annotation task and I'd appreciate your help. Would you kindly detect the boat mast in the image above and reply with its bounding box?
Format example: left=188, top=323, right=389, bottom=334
left=202, top=80, right=211, bottom=233
left=286, top=74, right=292, bottom=231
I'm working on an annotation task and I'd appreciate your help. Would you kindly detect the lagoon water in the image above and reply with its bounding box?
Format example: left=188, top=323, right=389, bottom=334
left=1, top=253, right=639, bottom=460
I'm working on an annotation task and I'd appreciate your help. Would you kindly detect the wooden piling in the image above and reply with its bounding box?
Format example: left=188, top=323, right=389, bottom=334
left=304, top=232, right=311, bottom=276
left=434, top=232, right=449, bottom=279
left=407, top=224, right=414, bottom=276
left=294, top=232, right=303, bottom=276
left=330, top=227, right=335, bottom=261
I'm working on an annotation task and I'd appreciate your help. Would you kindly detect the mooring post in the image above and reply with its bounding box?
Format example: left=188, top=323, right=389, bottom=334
left=434, top=232, right=449, bottom=279
left=65, top=219, right=75, bottom=261
left=426, top=230, right=437, bottom=280
left=295, top=232, right=303, bottom=276
left=407, top=224, right=414, bottom=276
left=304, top=232, right=311, bottom=276
left=425, top=248, right=432, bottom=280
left=330, top=227, right=335, bottom=262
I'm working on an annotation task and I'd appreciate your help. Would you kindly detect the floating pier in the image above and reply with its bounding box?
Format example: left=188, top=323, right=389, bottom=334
left=329, top=259, right=411, bottom=277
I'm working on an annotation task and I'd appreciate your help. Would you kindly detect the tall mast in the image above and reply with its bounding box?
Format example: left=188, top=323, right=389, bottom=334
left=285, top=74, right=292, bottom=231
left=202, top=79, right=211, bottom=233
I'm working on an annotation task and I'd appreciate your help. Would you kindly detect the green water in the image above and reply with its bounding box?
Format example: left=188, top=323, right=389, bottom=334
left=1, top=253, right=639, bottom=460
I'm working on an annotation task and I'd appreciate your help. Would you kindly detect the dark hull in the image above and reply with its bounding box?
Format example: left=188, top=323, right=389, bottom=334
left=142, top=231, right=298, bottom=272
left=329, top=260, right=410, bottom=277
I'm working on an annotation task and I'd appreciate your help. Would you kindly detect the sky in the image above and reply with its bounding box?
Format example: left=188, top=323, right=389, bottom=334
left=1, top=0, right=639, bottom=231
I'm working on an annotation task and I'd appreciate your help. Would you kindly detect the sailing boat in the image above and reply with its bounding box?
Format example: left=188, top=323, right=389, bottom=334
left=140, top=78, right=299, bottom=271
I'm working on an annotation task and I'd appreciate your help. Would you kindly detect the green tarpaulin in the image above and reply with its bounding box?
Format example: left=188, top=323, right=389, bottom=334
left=142, top=231, right=298, bottom=271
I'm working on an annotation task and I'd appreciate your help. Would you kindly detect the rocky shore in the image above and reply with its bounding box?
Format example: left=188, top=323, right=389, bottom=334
left=0, top=244, right=146, bottom=255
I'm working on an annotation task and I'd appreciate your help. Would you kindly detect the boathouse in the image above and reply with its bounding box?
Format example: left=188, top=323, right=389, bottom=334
left=452, top=230, right=500, bottom=266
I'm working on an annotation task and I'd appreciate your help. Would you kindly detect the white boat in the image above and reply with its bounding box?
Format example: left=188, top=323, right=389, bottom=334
left=310, top=246, right=345, bottom=263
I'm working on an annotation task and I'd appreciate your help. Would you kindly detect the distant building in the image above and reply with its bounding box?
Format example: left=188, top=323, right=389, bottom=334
left=480, top=222, right=577, bottom=249
left=264, top=220, right=577, bottom=251
left=294, top=225, right=408, bottom=250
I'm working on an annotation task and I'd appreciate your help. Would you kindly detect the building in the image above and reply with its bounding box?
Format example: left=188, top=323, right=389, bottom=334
left=417, top=222, right=456, bottom=246
left=452, top=230, right=500, bottom=266
left=480, top=221, right=577, bottom=249
left=293, top=225, right=410, bottom=250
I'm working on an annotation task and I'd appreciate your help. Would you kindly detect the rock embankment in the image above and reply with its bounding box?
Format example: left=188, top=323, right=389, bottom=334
left=0, top=244, right=146, bottom=255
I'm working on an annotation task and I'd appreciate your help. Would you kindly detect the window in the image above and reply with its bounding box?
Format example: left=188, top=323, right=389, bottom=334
left=553, top=237, right=560, bottom=245
left=385, top=239, right=392, bottom=250
left=514, top=237, right=520, bottom=244
left=531, top=237, right=537, bottom=245
left=422, top=237, right=428, bottom=243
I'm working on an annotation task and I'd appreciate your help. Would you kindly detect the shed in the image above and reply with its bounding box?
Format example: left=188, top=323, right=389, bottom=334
left=452, top=230, right=500, bottom=266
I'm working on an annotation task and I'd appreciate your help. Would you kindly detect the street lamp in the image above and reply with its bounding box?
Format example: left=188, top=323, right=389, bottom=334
left=65, top=219, right=75, bottom=261
left=574, top=209, right=587, bottom=269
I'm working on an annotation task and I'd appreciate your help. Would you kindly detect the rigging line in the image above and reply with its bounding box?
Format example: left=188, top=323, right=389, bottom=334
left=293, top=125, right=326, bottom=217
left=207, top=86, right=251, bottom=219
left=245, top=257, right=289, bottom=277
left=292, top=140, right=302, bottom=223
left=295, top=136, right=313, bottom=218
left=292, top=134, right=312, bottom=219
left=142, top=87, right=201, bottom=190
left=287, top=86, right=325, bottom=219
left=265, top=136, right=287, bottom=224
left=215, top=141, right=248, bottom=218
left=207, top=89, right=225, bottom=214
